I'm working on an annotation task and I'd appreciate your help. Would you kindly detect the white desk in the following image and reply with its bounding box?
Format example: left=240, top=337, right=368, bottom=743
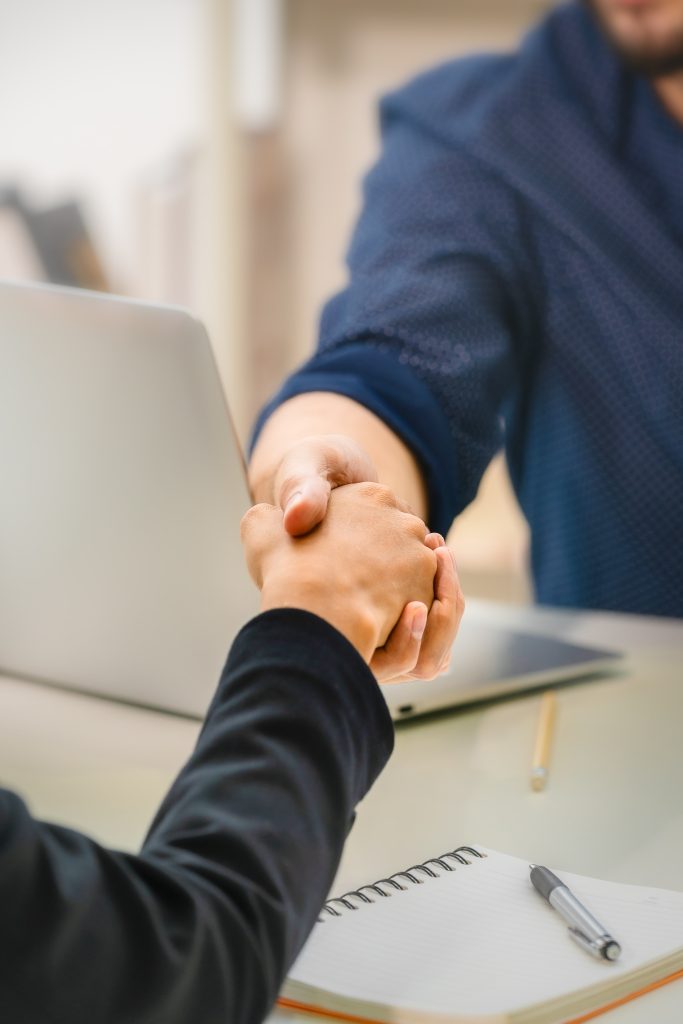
left=2, top=600, right=682, bottom=1022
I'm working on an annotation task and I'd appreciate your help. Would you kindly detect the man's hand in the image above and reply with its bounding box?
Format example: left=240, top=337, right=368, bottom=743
left=241, top=483, right=440, bottom=663
left=273, top=433, right=380, bottom=536
left=249, top=393, right=428, bottom=529
left=250, top=428, right=464, bottom=680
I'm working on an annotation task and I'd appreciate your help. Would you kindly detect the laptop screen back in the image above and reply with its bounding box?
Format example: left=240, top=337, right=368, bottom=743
left=0, top=281, right=258, bottom=716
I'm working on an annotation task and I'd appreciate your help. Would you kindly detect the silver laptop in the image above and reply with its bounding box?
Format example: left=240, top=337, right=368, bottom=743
left=0, top=280, right=619, bottom=719
left=0, top=279, right=259, bottom=716
left=383, top=620, right=619, bottom=720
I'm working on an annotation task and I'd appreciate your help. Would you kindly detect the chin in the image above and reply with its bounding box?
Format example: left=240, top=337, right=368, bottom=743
left=585, top=0, right=683, bottom=75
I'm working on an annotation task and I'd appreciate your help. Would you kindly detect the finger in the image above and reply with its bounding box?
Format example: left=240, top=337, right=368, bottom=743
left=239, top=502, right=282, bottom=543
left=281, top=476, right=331, bottom=536
left=239, top=503, right=285, bottom=586
left=424, top=532, right=446, bottom=550
left=275, top=436, right=378, bottom=536
left=370, top=602, right=428, bottom=683
left=406, top=546, right=464, bottom=681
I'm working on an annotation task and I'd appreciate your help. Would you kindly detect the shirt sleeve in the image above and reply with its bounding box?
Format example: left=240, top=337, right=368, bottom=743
left=251, top=83, right=536, bottom=536
left=0, top=610, right=394, bottom=1024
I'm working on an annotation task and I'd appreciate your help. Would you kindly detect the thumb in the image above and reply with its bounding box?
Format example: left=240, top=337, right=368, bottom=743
left=281, top=476, right=332, bottom=536
left=274, top=435, right=378, bottom=537
left=240, top=503, right=284, bottom=586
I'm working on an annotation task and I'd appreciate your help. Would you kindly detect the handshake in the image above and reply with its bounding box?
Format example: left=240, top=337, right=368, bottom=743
left=242, top=436, right=464, bottom=682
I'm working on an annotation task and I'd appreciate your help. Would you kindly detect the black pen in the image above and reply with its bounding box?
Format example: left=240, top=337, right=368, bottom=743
left=530, top=864, right=622, bottom=961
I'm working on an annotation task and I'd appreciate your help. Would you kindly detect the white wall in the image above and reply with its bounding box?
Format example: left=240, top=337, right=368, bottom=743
left=0, top=0, right=205, bottom=290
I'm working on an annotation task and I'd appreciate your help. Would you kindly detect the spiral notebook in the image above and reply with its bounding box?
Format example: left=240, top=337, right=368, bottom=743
left=279, top=846, right=683, bottom=1024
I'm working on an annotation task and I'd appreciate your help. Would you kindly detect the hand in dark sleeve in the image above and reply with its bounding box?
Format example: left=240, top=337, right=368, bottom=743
left=0, top=611, right=393, bottom=1024
left=0, top=480, right=451, bottom=1023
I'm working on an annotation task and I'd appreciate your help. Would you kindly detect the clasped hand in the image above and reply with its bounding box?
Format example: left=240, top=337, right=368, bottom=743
left=242, top=479, right=463, bottom=680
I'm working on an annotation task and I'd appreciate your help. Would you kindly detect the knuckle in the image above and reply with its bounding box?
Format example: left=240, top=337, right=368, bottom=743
left=422, top=546, right=438, bottom=571
left=416, top=548, right=438, bottom=585
left=277, top=472, right=305, bottom=504
left=427, top=532, right=446, bottom=547
left=409, top=666, right=434, bottom=682
left=397, top=648, right=420, bottom=675
left=355, top=481, right=395, bottom=505
left=405, top=513, right=428, bottom=539
left=409, top=655, right=442, bottom=681
left=389, top=659, right=420, bottom=682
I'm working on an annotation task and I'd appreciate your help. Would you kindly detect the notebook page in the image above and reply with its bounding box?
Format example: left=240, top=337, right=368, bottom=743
left=286, top=848, right=683, bottom=1016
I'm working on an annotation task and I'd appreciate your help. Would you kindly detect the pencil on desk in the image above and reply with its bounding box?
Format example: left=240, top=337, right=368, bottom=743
left=530, top=690, right=556, bottom=792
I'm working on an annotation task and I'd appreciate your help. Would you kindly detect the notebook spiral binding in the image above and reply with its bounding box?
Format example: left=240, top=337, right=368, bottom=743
left=320, top=846, right=485, bottom=919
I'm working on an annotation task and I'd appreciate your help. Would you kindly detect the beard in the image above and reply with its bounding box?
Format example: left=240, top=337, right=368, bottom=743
left=583, top=0, right=683, bottom=76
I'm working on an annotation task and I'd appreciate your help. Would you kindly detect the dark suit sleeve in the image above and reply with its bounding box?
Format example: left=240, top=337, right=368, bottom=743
left=0, top=609, right=394, bottom=1024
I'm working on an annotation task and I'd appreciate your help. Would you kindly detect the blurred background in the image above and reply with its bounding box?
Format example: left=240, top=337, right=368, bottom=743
left=0, top=0, right=553, bottom=604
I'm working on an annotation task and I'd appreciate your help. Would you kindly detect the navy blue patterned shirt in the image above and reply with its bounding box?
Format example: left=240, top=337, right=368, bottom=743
left=253, top=3, right=683, bottom=617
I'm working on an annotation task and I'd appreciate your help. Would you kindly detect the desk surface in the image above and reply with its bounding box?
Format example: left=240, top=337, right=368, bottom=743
left=2, top=599, right=682, bottom=1023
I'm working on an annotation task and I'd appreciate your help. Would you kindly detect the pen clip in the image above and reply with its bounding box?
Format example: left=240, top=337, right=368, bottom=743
left=568, top=928, right=621, bottom=961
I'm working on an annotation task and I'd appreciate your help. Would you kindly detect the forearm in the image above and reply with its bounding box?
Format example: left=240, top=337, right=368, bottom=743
left=0, top=611, right=393, bottom=1024
left=249, top=391, right=428, bottom=519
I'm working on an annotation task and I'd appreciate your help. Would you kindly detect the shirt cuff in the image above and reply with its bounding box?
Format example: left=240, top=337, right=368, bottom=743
left=249, top=345, right=459, bottom=536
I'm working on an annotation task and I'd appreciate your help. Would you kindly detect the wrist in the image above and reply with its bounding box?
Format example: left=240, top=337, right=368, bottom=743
left=260, top=576, right=380, bottom=661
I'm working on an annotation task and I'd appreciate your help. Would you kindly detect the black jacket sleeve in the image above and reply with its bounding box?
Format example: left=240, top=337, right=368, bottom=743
left=0, top=609, right=394, bottom=1024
